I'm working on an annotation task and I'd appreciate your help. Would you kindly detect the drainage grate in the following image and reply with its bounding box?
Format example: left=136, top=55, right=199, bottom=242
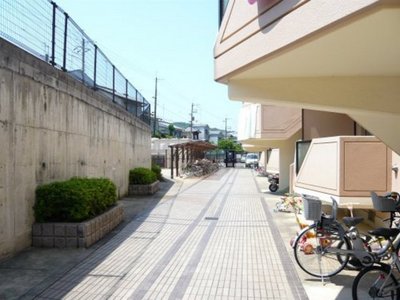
left=204, top=217, right=219, bottom=220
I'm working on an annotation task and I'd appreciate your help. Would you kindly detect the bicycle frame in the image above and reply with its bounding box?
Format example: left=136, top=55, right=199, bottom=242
left=295, top=195, right=400, bottom=280
left=370, top=204, right=400, bottom=295
left=314, top=222, right=377, bottom=267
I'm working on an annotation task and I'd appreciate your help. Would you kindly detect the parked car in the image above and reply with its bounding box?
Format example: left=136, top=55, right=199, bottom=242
left=240, top=154, right=247, bottom=163
left=245, top=153, right=259, bottom=168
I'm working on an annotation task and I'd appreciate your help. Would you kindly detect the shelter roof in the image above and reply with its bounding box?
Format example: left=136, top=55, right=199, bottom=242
left=168, top=140, right=217, bottom=151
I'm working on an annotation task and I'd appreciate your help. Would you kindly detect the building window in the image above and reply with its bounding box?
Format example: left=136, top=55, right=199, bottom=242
left=296, top=140, right=311, bottom=175
left=219, top=0, right=230, bottom=27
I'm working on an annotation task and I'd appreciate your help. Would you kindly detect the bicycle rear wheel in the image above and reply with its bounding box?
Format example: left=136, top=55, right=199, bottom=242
left=352, top=265, right=400, bottom=300
left=293, top=223, right=350, bottom=278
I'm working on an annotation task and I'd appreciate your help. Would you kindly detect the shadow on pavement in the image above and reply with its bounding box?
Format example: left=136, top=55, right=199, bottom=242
left=0, top=176, right=178, bottom=300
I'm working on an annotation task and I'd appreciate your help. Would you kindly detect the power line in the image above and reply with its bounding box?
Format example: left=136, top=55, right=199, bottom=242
left=86, top=46, right=232, bottom=128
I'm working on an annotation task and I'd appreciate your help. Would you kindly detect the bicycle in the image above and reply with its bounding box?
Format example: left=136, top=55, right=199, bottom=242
left=292, top=195, right=393, bottom=278
left=352, top=192, right=400, bottom=299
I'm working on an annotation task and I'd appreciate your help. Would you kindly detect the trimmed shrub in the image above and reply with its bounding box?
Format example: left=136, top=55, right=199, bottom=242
left=34, top=177, right=117, bottom=222
left=151, top=164, right=163, bottom=181
left=129, top=167, right=157, bottom=185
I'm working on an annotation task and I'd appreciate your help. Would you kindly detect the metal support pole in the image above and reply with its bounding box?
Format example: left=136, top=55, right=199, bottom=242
left=50, top=1, right=57, bottom=66
left=135, top=90, right=139, bottom=117
left=142, top=94, right=145, bottom=118
left=170, top=147, right=174, bottom=179
left=93, top=45, right=98, bottom=89
left=125, top=79, right=129, bottom=110
left=81, top=38, right=86, bottom=84
left=190, top=103, right=194, bottom=139
left=153, top=77, right=158, bottom=136
left=112, top=65, right=115, bottom=103
left=175, top=147, right=179, bottom=178
left=62, top=13, right=69, bottom=71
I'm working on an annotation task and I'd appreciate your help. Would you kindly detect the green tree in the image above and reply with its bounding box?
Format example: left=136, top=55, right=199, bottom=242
left=217, top=138, right=243, bottom=152
left=168, top=124, right=176, bottom=136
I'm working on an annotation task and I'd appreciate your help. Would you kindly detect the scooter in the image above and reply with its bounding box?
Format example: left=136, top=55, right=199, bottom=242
left=268, top=174, right=279, bottom=192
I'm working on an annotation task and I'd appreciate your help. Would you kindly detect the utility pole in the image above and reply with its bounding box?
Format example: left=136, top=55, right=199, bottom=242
left=190, top=103, right=194, bottom=139
left=153, top=77, right=158, bottom=136
left=224, top=117, right=229, bottom=138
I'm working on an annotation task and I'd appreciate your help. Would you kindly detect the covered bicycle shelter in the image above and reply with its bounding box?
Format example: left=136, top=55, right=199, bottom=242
left=168, top=141, right=217, bottom=179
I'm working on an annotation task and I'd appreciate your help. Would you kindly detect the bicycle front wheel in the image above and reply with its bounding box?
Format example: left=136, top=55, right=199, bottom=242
left=352, top=265, right=400, bottom=300
left=293, top=223, right=350, bottom=278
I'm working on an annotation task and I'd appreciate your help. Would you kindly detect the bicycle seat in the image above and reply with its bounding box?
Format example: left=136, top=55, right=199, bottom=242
left=368, top=228, right=400, bottom=239
left=342, top=216, right=364, bottom=227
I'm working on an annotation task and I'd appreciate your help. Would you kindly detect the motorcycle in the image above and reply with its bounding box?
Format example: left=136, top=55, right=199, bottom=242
left=268, top=173, right=279, bottom=192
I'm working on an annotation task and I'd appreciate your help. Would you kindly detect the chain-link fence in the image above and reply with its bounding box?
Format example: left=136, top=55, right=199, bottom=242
left=0, top=0, right=151, bottom=125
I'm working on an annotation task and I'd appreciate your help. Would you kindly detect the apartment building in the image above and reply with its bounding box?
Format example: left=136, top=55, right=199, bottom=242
left=215, top=0, right=400, bottom=214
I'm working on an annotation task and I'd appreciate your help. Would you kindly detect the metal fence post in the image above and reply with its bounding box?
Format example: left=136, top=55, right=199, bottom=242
left=125, top=79, right=128, bottom=110
left=112, top=65, right=115, bottom=103
left=50, top=1, right=57, bottom=66
left=142, top=94, right=145, bottom=119
left=94, top=45, right=98, bottom=89
left=62, top=12, right=69, bottom=71
left=1, top=0, right=152, bottom=128
left=135, top=89, right=139, bottom=117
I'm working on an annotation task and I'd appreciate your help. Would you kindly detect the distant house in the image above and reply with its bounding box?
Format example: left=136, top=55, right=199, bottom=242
left=182, top=124, right=210, bottom=141
left=183, top=127, right=201, bottom=140
left=172, top=125, right=183, bottom=138
left=152, top=119, right=183, bottom=138
left=192, top=124, right=210, bottom=141
left=227, top=131, right=238, bottom=142
left=209, top=129, right=224, bottom=145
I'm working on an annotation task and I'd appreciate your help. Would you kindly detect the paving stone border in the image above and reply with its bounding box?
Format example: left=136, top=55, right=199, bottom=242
left=31, top=203, right=124, bottom=248
left=128, top=180, right=160, bottom=195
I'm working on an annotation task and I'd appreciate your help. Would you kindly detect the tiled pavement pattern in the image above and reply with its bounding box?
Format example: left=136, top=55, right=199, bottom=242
left=34, top=168, right=308, bottom=299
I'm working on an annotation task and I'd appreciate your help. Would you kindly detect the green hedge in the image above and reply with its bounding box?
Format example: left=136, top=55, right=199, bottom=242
left=129, top=167, right=157, bottom=185
left=34, top=177, right=117, bottom=222
left=151, top=164, right=163, bottom=181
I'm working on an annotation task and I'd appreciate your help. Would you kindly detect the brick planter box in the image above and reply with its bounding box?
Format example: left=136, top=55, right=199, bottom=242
left=32, top=203, right=123, bottom=248
left=128, top=180, right=160, bottom=195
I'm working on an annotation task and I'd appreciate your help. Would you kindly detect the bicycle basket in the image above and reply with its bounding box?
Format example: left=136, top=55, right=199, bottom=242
left=371, top=191, right=397, bottom=212
left=303, top=196, right=322, bottom=221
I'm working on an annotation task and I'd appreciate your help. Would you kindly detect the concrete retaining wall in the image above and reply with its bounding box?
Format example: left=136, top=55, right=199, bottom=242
left=0, top=39, right=151, bottom=260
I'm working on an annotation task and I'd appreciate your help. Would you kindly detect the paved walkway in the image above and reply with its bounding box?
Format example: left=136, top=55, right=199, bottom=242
left=1, top=167, right=356, bottom=299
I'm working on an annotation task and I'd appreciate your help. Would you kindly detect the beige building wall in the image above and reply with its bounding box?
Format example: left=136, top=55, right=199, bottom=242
left=295, top=136, right=391, bottom=207
left=266, top=149, right=279, bottom=174
left=237, top=103, right=301, bottom=192
left=303, top=110, right=355, bottom=140
left=0, top=40, right=151, bottom=260
left=238, top=103, right=301, bottom=141
left=215, top=1, right=400, bottom=153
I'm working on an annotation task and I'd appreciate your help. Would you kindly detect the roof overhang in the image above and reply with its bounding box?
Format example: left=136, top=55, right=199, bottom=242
left=168, top=140, right=217, bottom=151
left=215, top=0, right=400, bottom=153
left=215, top=1, right=400, bottom=82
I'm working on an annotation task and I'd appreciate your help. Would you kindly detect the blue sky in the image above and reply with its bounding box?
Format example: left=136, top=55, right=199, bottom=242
left=54, top=0, right=241, bottom=131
